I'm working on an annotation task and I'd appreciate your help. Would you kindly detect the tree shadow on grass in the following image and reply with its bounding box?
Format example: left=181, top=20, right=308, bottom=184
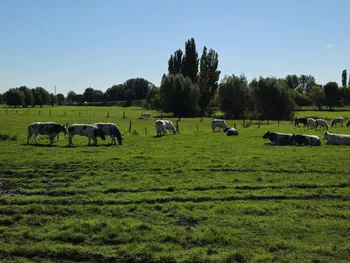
left=22, top=143, right=58, bottom=147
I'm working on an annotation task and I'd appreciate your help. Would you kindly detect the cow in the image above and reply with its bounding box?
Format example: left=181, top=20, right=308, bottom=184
left=262, top=131, right=295, bottom=146
left=323, top=132, right=350, bottom=145
left=163, top=120, right=176, bottom=135
left=315, top=119, right=329, bottom=130
left=294, top=117, right=308, bottom=127
left=27, top=122, right=68, bottom=145
left=212, top=119, right=228, bottom=132
left=93, top=123, right=123, bottom=145
left=156, top=120, right=166, bottom=136
left=289, top=134, right=321, bottom=146
left=331, top=117, right=345, bottom=127
left=68, top=124, right=106, bottom=146
left=226, top=127, right=238, bottom=136
left=141, top=113, right=152, bottom=119
left=307, top=118, right=316, bottom=129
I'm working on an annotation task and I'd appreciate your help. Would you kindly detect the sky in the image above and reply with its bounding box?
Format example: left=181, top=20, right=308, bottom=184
left=0, top=0, right=349, bottom=95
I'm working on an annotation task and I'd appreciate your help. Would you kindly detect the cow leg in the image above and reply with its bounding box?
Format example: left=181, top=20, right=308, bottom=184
left=68, top=134, right=74, bottom=146
left=49, top=135, right=55, bottom=145
left=93, top=137, right=98, bottom=145
left=34, top=134, right=38, bottom=144
left=88, top=137, right=91, bottom=146
left=27, top=132, right=33, bottom=144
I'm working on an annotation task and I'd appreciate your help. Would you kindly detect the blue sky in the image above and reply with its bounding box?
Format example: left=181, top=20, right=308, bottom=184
left=0, top=0, right=349, bottom=95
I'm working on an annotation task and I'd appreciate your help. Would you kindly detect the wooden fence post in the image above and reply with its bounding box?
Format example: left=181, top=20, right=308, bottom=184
left=200, top=116, right=203, bottom=122
left=129, top=121, right=132, bottom=133
left=38, top=110, right=40, bottom=115
left=267, top=119, right=269, bottom=125
left=123, top=112, right=125, bottom=119
left=258, top=120, right=260, bottom=128
left=176, top=120, right=179, bottom=134
left=49, top=110, right=51, bottom=115
left=196, top=125, right=199, bottom=132
left=106, top=111, right=109, bottom=118
left=145, top=127, right=148, bottom=136
left=234, top=123, right=236, bottom=129
left=243, top=119, right=245, bottom=128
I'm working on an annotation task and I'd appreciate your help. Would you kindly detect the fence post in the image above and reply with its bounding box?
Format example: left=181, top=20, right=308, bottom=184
left=145, top=127, right=148, bottom=136
left=6, top=109, right=7, bottom=114
left=49, top=110, right=51, bottom=116
left=129, top=121, right=132, bottom=133
left=234, top=123, right=236, bottom=129
left=123, top=112, right=125, bottom=119
left=196, top=125, right=199, bottom=132
left=243, top=119, right=245, bottom=128
left=200, top=116, right=203, bottom=122
left=176, top=120, right=179, bottom=134
left=38, top=110, right=40, bottom=115
left=258, top=120, right=260, bottom=128
left=267, top=119, right=269, bottom=125
left=106, top=111, right=109, bottom=118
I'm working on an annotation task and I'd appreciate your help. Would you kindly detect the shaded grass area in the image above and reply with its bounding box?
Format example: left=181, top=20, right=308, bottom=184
left=0, top=106, right=350, bottom=262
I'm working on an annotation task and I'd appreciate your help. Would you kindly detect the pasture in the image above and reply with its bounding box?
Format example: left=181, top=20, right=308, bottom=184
left=0, top=106, right=349, bottom=263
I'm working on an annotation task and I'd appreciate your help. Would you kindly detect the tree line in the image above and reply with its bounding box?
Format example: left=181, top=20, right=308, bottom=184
left=1, top=38, right=350, bottom=120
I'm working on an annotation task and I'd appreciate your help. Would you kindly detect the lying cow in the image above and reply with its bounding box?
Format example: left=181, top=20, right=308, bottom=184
left=141, top=113, right=152, bottom=119
left=27, top=122, right=68, bottom=145
left=155, top=120, right=166, bottom=136
left=323, top=132, right=350, bottom=145
left=226, top=127, right=238, bottom=136
left=68, top=124, right=106, bottom=146
left=212, top=119, right=228, bottom=132
left=93, top=123, right=123, bottom=145
left=294, top=117, right=308, bottom=127
left=262, top=131, right=295, bottom=146
left=290, top=134, right=321, bottom=146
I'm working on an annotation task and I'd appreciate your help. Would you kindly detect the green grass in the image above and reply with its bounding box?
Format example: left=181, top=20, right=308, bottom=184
left=0, top=106, right=349, bottom=262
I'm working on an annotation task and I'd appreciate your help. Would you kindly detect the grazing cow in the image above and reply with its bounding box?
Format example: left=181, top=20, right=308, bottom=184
left=156, top=120, right=166, bottom=136
left=307, top=118, right=316, bottom=129
left=290, top=134, right=321, bottom=146
left=141, top=113, right=152, bottom=119
left=212, top=119, right=228, bottom=132
left=163, top=120, right=176, bottom=135
left=347, top=120, right=350, bottom=127
left=93, top=123, right=123, bottom=145
left=294, top=117, right=308, bottom=127
left=262, top=131, right=295, bottom=146
left=27, top=122, right=68, bottom=145
left=68, top=124, right=106, bottom=146
left=226, top=127, right=238, bottom=136
left=331, top=117, right=345, bottom=127
left=315, top=119, right=329, bottom=130
left=323, top=132, right=350, bottom=145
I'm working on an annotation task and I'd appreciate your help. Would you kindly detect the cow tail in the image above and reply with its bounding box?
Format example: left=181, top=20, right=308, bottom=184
left=115, top=128, right=123, bottom=145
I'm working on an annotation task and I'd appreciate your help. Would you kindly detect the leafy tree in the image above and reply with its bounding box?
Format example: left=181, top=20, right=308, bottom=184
left=50, top=93, right=57, bottom=107
left=250, top=77, right=295, bottom=120
left=4, top=88, right=25, bottom=107
left=342, top=69, right=347, bottom=87
left=92, top=90, right=104, bottom=102
left=308, top=86, right=326, bottom=110
left=181, top=38, right=199, bottom=84
left=124, top=78, right=151, bottom=100
left=18, top=86, right=34, bottom=107
left=0, top=93, right=3, bottom=104
left=285, top=75, right=300, bottom=90
left=106, top=84, right=125, bottom=101
left=123, top=89, right=135, bottom=106
left=323, top=81, right=340, bottom=110
left=168, top=49, right=183, bottom=75
left=218, top=75, right=249, bottom=118
left=31, top=87, right=49, bottom=107
left=66, top=91, right=77, bottom=104
left=83, top=87, right=94, bottom=102
left=339, top=86, right=350, bottom=105
left=56, top=93, right=65, bottom=105
left=198, top=46, right=221, bottom=115
left=146, top=86, right=161, bottom=110
left=74, top=94, right=85, bottom=104
left=299, top=74, right=316, bottom=93
left=292, top=90, right=312, bottom=107
left=31, top=88, right=41, bottom=107
left=160, top=74, right=200, bottom=117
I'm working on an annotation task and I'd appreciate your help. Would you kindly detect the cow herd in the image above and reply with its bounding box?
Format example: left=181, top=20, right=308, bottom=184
left=26, top=116, right=350, bottom=146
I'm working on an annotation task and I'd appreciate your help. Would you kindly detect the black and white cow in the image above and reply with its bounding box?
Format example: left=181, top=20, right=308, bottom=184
left=331, top=117, right=345, bottom=127
left=212, top=119, right=228, bottom=132
left=93, top=123, right=123, bottom=145
left=226, top=127, right=238, bottom=136
left=289, top=134, right=321, bottom=146
left=27, top=122, right=68, bottom=145
left=68, top=124, right=106, bottom=146
left=323, top=132, right=350, bottom=145
left=294, top=117, right=308, bottom=127
left=262, top=131, right=295, bottom=146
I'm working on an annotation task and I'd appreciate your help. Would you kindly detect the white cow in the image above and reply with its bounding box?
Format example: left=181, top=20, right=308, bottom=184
left=226, top=127, right=238, bottom=136
left=156, top=120, right=166, bottom=136
left=93, top=123, right=123, bottom=145
left=331, top=117, right=345, bottom=127
left=68, top=124, right=106, bottom=146
left=27, top=122, right=68, bottom=145
left=163, top=120, right=176, bottom=135
left=141, top=113, right=152, bottom=119
left=212, top=119, right=228, bottom=132
left=307, top=118, right=316, bottom=129
left=315, top=119, right=329, bottom=130
left=323, top=132, right=350, bottom=145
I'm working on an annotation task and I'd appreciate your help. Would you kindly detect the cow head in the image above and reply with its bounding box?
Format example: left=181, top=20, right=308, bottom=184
left=94, top=128, right=106, bottom=140
left=262, top=131, right=271, bottom=139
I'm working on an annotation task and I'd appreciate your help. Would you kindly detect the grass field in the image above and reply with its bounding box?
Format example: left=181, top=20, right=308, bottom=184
left=0, top=106, right=349, bottom=263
